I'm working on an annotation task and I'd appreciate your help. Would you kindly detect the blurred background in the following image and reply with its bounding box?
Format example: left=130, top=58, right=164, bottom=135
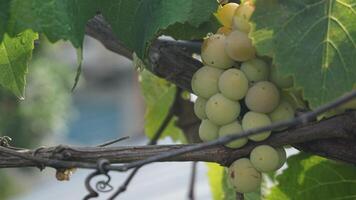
left=0, top=36, right=212, bottom=200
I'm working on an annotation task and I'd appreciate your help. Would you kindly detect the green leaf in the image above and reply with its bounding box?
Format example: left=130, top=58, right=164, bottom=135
left=207, top=163, right=225, bottom=200
left=0, top=0, right=217, bottom=94
left=100, top=0, right=218, bottom=58
left=7, top=0, right=97, bottom=47
left=267, top=153, right=356, bottom=200
left=0, top=30, right=37, bottom=98
left=139, top=69, right=185, bottom=142
left=251, top=0, right=356, bottom=108
left=163, top=16, right=220, bottom=40
left=2, top=0, right=217, bottom=58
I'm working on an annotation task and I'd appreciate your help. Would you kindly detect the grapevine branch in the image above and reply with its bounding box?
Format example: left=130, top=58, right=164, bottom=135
left=1, top=95, right=356, bottom=170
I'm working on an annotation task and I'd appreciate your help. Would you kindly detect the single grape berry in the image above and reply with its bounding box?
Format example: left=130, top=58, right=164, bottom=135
left=245, top=81, right=280, bottom=113
left=194, top=97, right=208, bottom=119
left=206, top=93, right=241, bottom=125
left=241, top=58, right=269, bottom=83
left=228, top=158, right=262, bottom=193
left=199, top=119, right=219, bottom=142
left=225, top=30, right=256, bottom=61
left=218, top=121, right=247, bottom=148
left=201, top=34, right=234, bottom=69
left=218, top=68, right=249, bottom=100
left=191, top=66, right=223, bottom=98
left=250, top=145, right=280, bottom=172
left=215, top=3, right=239, bottom=28
left=269, top=100, right=294, bottom=130
left=242, top=111, right=271, bottom=141
left=232, top=0, right=255, bottom=33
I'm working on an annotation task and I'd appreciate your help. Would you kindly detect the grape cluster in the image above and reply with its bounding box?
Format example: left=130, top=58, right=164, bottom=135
left=192, top=1, right=296, bottom=193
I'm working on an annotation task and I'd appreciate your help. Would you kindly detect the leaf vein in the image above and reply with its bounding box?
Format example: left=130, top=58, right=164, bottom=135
left=336, top=0, right=356, bottom=15
left=2, top=40, right=21, bottom=95
left=277, top=0, right=326, bottom=36
left=330, top=16, right=356, bottom=49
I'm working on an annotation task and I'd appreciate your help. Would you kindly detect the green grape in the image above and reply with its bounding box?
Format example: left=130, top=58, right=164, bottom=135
left=241, top=58, right=269, bottom=83
left=276, top=147, right=287, bottom=169
left=232, top=16, right=250, bottom=33
left=250, top=145, right=280, bottom=172
left=218, top=121, right=247, bottom=148
left=215, top=3, right=239, bottom=28
left=242, top=111, right=271, bottom=141
left=218, top=68, right=249, bottom=100
left=225, top=30, right=256, bottom=61
left=269, top=101, right=294, bottom=130
left=269, top=65, right=293, bottom=88
left=228, top=158, right=262, bottom=193
left=199, top=119, right=219, bottom=142
left=194, top=97, right=207, bottom=119
left=245, top=81, right=280, bottom=113
left=206, top=93, right=241, bottom=125
left=201, top=34, right=234, bottom=69
left=191, top=66, right=223, bottom=98
left=232, top=0, right=255, bottom=33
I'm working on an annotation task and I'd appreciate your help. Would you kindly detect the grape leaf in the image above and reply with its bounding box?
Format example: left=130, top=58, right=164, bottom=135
left=139, top=69, right=185, bottom=142
left=207, top=163, right=225, bottom=200
left=0, top=30, right=37, bottom=98
left=267, top=153, right=356, bottom=200
left=2, top=0, right=217, bottom=54
left=163, top=16, right=220, bottom=40
left=0, top=0, right=217, bottom=96
left=7, top=0, right=97, bottom=47
left=251, top=0, right=356, bottom=108
left=100, top=0, right=217, bottom=58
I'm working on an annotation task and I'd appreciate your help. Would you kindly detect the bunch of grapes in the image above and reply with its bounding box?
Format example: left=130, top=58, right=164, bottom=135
left=192, top=1, right=297, bottom=193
